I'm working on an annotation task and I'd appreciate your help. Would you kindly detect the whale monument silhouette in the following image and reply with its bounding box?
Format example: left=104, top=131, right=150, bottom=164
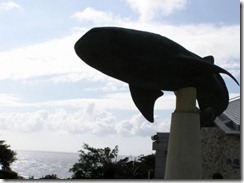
left=74, top=27, right=239, bottom=126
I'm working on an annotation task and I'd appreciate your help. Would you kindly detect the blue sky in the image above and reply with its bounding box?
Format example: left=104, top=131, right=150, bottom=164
left=0, top=0, right=240, bottom=156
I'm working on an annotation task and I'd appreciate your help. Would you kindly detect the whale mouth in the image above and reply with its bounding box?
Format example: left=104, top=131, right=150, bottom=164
left=74, top=28, right=106, bottom=65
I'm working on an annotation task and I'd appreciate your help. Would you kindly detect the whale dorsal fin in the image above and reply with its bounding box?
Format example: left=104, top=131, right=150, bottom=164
left=129, top=84, right=164, bottom=122
left=203, top=55, right=214, bottom=64
left=202, top=56, right=239, bottom=85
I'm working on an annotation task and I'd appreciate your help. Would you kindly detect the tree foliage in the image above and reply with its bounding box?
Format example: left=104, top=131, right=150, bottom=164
left=0, top=140, right=19, bottom=179
left=69, top=143, right=119, bottom=179
left=0, top=140, right=17, bottom=170
left=40, top=174, right=58, bottom=179
left=69, top=143, right=155, bottom=179
left=114, top=154, right=155, bottom=179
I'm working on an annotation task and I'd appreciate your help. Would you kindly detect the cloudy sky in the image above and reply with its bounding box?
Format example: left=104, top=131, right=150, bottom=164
left=0, top=0, right=240, bottom=156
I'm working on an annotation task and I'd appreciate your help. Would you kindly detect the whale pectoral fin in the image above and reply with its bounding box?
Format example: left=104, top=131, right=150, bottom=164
left=129, top=84, right=164, bottom=123
left=203, top=55, right=214, bottom=64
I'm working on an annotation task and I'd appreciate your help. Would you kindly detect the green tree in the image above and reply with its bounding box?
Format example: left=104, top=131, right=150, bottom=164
left=69, top=143, right=119, bottom=179
left=114, top=156, right=141, bottom=178
left=0, top=140, right=19, bottom=179
left=115, top=154, right=155, bottom=179
left=0, top=140, right=17, bottom=170
left=136, top=154, right=155, bottom=179
left=40, top=174, right=58, bottom=179
left=69, top=143, right=156, bottom=179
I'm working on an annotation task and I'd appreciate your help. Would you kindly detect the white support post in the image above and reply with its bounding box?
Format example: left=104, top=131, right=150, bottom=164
left=164, top=87, right=202, bottom=179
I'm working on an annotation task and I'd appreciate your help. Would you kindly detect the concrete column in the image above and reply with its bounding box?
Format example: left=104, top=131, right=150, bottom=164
left=152, top=133, right=169, bottom=179
left=164, top=87, right=202, bottom=179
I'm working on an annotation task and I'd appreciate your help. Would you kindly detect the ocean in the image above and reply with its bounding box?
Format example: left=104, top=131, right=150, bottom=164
left=10, top=150, right=134, bottom=179
left=10, top=150, right=80, bottom=179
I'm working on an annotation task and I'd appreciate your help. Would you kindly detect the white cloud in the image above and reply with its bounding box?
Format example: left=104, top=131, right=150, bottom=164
left=71, top=7, right=123, bottom=25
left=0, top=90, right=176, bottom=112
left=0, top=93, right=23, bottom=107
left=0, top=110, right=47, bottom=132
left=0, top=91, right=240, bottom=136
left=1, top=90, right=240, bottom=118
left=0, top=104, right=170, bottom=137
left=84, top=80, right=128, bottom=92
left=0, top=105, right=117, bottom=134
left=0, top=32, right=95, bottom=81
left=0, top=29, right=125, bottom=85
left=0, top=1, right=22, bottom=11
left=126, top=0, right=188, bottom=21
left=115, top=114, right=170, bottom=136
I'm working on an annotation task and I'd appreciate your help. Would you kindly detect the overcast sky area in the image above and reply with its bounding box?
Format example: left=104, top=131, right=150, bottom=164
left=0, top=0, right=240, bottom=156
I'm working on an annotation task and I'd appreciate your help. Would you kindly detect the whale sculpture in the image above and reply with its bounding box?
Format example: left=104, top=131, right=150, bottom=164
left=74, top=27, right=239, bottom=126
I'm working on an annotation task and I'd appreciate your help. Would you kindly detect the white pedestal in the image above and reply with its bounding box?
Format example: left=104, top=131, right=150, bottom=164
left=164, top=87, right=202, bottom=179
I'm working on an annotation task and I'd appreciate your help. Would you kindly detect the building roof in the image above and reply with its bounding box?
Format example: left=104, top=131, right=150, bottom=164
left=214, top=96, right=240, bottom=135
left=223, top=96, right=240, bottom=126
